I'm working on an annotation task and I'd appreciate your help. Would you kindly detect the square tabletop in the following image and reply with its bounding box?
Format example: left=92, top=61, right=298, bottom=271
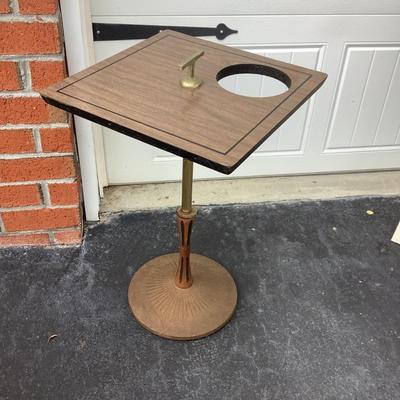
left=41, top=30, right=327, bottom=174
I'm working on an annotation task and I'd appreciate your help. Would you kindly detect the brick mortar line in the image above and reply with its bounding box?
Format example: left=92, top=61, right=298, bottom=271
left=32, top=127, right=42, bottom=152
left=40, top=181, right=51, bottom=206
left=15, top=59, right=27, bottom=92
left=10, top=0, right=19, bottom=14
left=0, top=123, right=70, bottom=129
left=0, top=178, right=76, bottom=186
left=0, top=214, right=5, bottom=232
left=0, top=54, right=64, bottom=61
left=52, top=227, right=81, bottom=232
left=0, top=152, right=74, bottom=159
left=23, top=59, right=32, bottom=91
left=0, top=92, right=41, bottom=97
left=0, top=204, right=79, bottom=212
left=0, top=227, right=81, bottom=236
left=48, top=230, right=55, bottom=244
left=16, top=59, right=24, bottom=91
left=0, top=15, right=59, bottom=23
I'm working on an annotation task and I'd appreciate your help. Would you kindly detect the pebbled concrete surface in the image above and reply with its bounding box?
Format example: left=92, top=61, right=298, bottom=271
left=0, top=197, right=400, bottom=400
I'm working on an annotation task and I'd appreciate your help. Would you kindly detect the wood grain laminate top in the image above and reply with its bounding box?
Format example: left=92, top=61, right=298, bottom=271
left=41, top=30, right=327, bottom=174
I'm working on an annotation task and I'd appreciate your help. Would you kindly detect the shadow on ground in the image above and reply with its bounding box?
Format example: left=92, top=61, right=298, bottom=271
left=0, top=197, right=399, bottom=400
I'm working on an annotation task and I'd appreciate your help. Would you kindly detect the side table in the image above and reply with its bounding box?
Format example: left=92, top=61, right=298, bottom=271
left=41, top=30, right=327, bottom=340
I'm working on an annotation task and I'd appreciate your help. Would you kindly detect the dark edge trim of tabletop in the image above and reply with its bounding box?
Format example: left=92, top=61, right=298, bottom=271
left=41, top=95, right=233, bottom=175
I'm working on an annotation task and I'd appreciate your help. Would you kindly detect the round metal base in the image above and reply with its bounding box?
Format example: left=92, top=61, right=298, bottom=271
left=128, top=253, right=237, bottom=340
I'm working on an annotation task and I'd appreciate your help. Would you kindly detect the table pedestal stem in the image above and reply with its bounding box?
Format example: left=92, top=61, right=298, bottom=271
left=128, top=158, right=237, bottom=340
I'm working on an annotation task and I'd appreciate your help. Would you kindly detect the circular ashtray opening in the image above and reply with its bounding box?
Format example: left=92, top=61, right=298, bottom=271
left=216, top=64, right=291, bottom=98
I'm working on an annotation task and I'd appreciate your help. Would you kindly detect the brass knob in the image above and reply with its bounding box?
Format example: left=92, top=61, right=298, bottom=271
left=178, top=51, right=205, bottom=89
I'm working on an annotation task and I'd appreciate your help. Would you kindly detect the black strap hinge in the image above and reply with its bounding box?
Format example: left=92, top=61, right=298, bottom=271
left=92, top=23, right=238, bottom=42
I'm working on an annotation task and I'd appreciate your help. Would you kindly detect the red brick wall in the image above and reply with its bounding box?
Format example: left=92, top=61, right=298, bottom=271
left=0, top=0, right=82, bottom=246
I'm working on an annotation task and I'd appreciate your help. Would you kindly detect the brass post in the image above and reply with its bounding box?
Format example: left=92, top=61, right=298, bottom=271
left=175, top=159, right=196, bottom=288
left=179, top=51, right=204, bottom=89
left=181, top=159, right=193, bottom=213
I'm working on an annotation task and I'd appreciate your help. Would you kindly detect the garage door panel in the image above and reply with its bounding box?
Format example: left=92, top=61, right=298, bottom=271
left=326, top=45, right=400, bottom=151
left=373, top=52, right=400, bottom=146
left=351, top=49, right=399, bottom=147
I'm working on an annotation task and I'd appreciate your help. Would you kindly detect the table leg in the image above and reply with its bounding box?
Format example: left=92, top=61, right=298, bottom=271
left=128, top=159, right=237, bottom=340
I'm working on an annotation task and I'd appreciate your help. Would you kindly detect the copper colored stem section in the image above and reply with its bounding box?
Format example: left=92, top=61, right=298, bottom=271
left=175, top=159, right=196, bottom=289
left=175, top=208, right=196, bottom=288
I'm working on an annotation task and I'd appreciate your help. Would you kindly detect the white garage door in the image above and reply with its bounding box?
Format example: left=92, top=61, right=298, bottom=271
left=91, top=1, right=400, bottom=184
